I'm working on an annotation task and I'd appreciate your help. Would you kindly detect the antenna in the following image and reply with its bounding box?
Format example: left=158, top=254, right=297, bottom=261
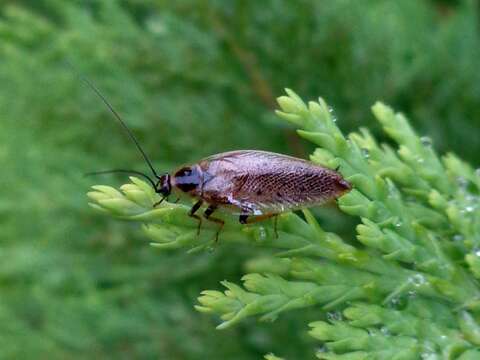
left=79, top=75, right=160, bottom=179
left=84, top=169, right=157, bottom=188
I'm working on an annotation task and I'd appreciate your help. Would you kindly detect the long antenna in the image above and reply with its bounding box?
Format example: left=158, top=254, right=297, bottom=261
left=85, top=169, right=157, bottom=188
left=80, top=76, right=160, bottom=179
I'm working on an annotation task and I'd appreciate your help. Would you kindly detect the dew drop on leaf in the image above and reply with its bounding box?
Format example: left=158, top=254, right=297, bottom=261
left=361, top=148, right=370, bottom=159
left=316, top=346, right=328, bottom=354
left=380, top=326, right=390, bottom=336
left=256, top=226, right=267, bottom=241
left=409, top=273, right=426, bottom=287
left=457, top=176, right=468, bottom=190
left=421, top=352, right=438, bottom=360
left=328, top=107, right=337, bottom=122
left=420, top=136, right=433, bottom=147
left=452, top=234, right=464, bottom=242
left=326, top=310, right=343, bottom=322
left=420, top=341, right=438, bottom=360
left=386, top=296, right=407, bottom=310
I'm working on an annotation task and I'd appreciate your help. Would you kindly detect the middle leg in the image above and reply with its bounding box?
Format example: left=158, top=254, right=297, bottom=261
left=204, top=204, right=225, bottom=242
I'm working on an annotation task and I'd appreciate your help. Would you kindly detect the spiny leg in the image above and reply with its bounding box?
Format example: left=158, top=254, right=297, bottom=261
left=204, top=205, right=224, bottom=242
left=189, top=200, right=203, bottom=235
left=239, top=213, right=279, bottom=238
left=273, top=215, right=278, bottom=238
left=153, top=196, right=166, bottom=208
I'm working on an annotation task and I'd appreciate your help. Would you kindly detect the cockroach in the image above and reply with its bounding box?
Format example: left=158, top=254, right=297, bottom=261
left=84, top=78, right=352, bottom=240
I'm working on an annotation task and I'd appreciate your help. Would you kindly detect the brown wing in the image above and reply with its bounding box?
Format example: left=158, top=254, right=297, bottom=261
left=199, top=150, right=350, bottom=215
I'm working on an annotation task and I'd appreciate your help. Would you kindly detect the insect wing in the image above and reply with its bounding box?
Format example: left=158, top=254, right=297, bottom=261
left=201, top=150, right=350, bottom=215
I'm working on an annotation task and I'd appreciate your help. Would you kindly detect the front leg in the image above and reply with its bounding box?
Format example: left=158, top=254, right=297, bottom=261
left=189, top=200, right=203, bottom=235
left=204, top=204, right=225, bottom=242
left=153, top=196, right=167, bottom=207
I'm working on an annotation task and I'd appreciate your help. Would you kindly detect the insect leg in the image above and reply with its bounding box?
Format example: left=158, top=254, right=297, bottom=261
left=154, top=196, right=180, bottom=207
left=189, top=200, right=203, bottom=235
left=273, top=215, right=278, bottom=238
left=239, top=213, right=279, bottom=238
left=203, top=205, right=224, bottom=243
left=153, top=196, right=167, bottom=208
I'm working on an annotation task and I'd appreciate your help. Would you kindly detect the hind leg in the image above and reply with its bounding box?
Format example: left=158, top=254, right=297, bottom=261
left=204, top=205, right=224, bottom=242
left=239, top=213, right=279, bottom=238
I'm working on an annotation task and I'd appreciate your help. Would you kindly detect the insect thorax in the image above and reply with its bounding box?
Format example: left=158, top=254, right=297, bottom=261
left=172, top=165, right=203, bottom=193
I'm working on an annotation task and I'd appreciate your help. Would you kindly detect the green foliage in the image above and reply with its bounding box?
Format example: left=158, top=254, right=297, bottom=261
left=91, top=91, right=480, bottom=359
left=2, top=0, right=480, bottom=359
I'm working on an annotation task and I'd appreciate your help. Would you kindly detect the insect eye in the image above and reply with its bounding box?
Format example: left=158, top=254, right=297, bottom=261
left=155, top=174, right=171, bottom=195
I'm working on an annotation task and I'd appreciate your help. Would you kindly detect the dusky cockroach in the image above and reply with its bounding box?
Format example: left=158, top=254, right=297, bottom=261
left=84, top=78, right=352, bottom=241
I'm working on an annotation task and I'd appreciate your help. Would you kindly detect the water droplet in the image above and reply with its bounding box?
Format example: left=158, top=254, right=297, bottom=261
left=386, top=296, right=406, bottom=310
left=466, top=194, right=476, bottom=202
left=421, top=352, right=437, bottom=360
left=256, top=226, right=267, bottom=241
left=395, top=221, right=403, bottom=228
left=457, top=176, right=468, bottom=190
left=389, top=297, right=399, bottom=306
left=409, top=274, right=426, bottom=287
left=474, top=249, right=480, bottom=257
left=328, top=107, right=337, bottom=122
left=465, top=205, right=475, bottom=213
left=316, top=346, right=328, bottom=353
left=386, top=182, right=399, bottom=198
left=407, top=290, right=417, bottom=299
left=416, top=156, right=425, bottom=164
left=420, top=136, right=433, bottom=147
left=146, top=17, right=167, bottom=35
left=421, top=341, right=436, bottom=357
left=453, top=234, right=464, bottom=242
left=361, top=148, right=370, bottom=159
left=326, top=310, right=343, bottom=322
left=380, top=326, right=390, bottom=336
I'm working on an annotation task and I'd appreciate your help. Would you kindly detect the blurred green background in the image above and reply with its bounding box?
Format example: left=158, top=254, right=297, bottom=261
left=1, top=0, right=479, bottom=359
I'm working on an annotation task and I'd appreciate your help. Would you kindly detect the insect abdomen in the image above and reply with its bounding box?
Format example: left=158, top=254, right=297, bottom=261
left=233, top=167, right=350, bottom=213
